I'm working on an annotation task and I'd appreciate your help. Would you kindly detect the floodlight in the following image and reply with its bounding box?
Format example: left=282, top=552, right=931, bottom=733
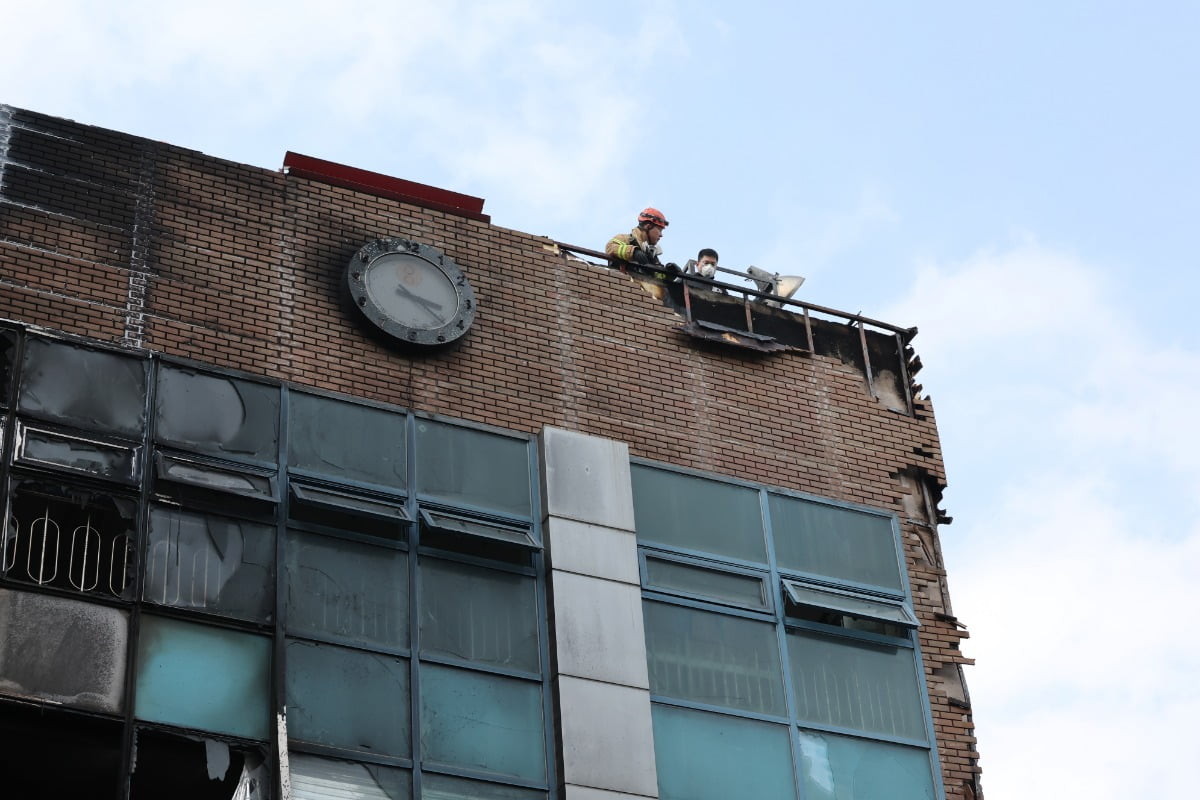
left=746, top=266, right=805, bottom=307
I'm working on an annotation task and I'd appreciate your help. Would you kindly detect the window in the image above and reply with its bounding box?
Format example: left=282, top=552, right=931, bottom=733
left=634, top=462, right=940, bottom=800
left=0, top=330, right=554, bottom=800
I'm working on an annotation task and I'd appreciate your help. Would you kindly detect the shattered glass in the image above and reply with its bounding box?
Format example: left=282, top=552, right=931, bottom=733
left=0, top=587, right=129, bottom=713
left=156, top=366, right=279, bottom=463
left=289, top=392, right=406, bottom=489
left=144, top=506, right=274, bottom=622
left=285, top=529, right=408, bottom=648
left=18, top=423, right=139, bottom=482
left=797, top=731, right=936, bottom=800
left=415, top=420, right=530, bottom=517
left=131, top=728, right=272, bottom=800
left=285, top=639, right=410, bottom=757
left=420, top=664, right=545, bottom=782
left=288, top=752, right=410, bottom=800
left=3, top=481, right=137, bottom=599
left=419, top=557, right=538, bottom=673
left=18, top=337, right=147, bottom=435
left=135, top=615, right=271, bottom=740
left=650, top=704, right=796, bottom=800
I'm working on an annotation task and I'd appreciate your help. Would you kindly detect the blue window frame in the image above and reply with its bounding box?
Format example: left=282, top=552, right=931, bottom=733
left=632, top=460, right=942, bottom=800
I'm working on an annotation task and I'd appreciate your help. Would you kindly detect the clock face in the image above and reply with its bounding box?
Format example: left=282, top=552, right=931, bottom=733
left=365, top=252, right=460, bottom=330
left=347, top=239, right=476, bottom=346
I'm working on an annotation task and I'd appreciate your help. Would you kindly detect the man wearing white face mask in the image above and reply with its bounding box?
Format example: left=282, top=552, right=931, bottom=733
left=688, top=248, right=725, bottom=293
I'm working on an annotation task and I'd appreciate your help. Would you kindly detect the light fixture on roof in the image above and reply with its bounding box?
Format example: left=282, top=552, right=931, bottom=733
left=746, top=266, right=805, bottom=307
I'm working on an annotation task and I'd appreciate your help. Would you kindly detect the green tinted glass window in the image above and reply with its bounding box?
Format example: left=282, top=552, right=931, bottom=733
left=415, top=420, right=530, bottom=517
left=420, top=664, right=545, bottom=782
left=289, top=753, right=411, bottom=800
left=643, top=601, right=785, bottom=716
left=135, top=616, right=270, bottom=739
left=651, top=705, right=796, bottom=800
left=645, top=556, right=768, bottom=609
left=289, top=393, right=406, bottom=489
left=285, top=639, right=410, bottom=757
left=420, top=558, right=539, bottom=673
left=632, top=465, right=766, bottom=564
left=797, top=731, right=936, bottom=800
left=769, top=494, right=902, bottom=591
left=787, top=630, right=926, bottom=740
left=286, top=530, right=409, bottom=649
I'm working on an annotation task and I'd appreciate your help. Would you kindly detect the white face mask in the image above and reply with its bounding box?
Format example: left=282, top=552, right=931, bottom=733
left=699, top=261, right=716, bottom=278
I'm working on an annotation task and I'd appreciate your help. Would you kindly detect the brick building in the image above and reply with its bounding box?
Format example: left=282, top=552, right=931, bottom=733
left=0, top=105, right=981, bottom=799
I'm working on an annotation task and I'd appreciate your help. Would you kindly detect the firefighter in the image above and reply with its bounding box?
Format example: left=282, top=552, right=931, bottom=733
left=605, top=207, right=678, bottom=278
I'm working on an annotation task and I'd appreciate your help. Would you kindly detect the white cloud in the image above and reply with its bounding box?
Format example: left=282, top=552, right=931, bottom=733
left=884, top=238, right=1200, bottom=798
left=0, top=1, right=661, bottom=229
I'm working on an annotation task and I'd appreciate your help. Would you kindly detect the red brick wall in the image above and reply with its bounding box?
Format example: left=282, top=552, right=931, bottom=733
left=0, top=106, right=981, bottom=798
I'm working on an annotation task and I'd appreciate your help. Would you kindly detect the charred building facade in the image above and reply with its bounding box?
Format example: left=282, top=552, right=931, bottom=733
left=0, top=105, right=981, bottom=799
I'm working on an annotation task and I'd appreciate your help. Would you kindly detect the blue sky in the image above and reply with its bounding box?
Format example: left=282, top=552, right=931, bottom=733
left=3, top=2, right=1198, bottom=796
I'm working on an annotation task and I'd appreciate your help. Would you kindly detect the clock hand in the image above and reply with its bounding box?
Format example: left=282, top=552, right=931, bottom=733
left=395, top=283, right=445, bottom=321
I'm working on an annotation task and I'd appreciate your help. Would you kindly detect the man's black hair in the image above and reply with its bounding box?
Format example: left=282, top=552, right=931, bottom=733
left=697, top=248, right=719, bottom=262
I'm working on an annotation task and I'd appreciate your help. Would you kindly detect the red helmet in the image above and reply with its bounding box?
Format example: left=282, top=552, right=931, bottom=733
left=638, top=207, right=669, bottom=229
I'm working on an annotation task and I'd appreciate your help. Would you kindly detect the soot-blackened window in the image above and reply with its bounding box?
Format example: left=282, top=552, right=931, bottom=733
left=0, top=329, right=553, bottom=800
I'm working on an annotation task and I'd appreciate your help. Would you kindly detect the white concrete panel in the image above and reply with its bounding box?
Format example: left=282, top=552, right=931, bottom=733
left=552, top=571, right=649, bottom=689
left=557, top=676, right=658, bottom=797
left=565, top=785, right=657, bottom=800
left=547, top=518, right=640, bottom=585
left=540, top=427, right=635, bottom=531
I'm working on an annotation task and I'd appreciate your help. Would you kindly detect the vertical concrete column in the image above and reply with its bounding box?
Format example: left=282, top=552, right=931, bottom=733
left=539, top=427, right=658, bottom=800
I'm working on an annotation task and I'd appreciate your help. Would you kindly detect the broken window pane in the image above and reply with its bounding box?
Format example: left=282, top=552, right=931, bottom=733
left=18, top=337, right=147, bottom=436
left=768, top=494, right=902, bottom=592
left=289, top=392, right=407, bottom=489
left=156, top=366, right=279, bottom=463
left=422, top=773, right=544, bottom=800
left=0, top=702, right=123, bottom=797
left=17, top=422, right=139, bottom=482
left=0, top=327, right=18, bottom=408
left=415, top=420, right=530, bottom=517
left=0, top=587, right=128, bottom=713
left=135, top=615, right=271, bottom=740
left=644, top=556, right=769, bottom=610
left=420, top=664, right=545, bottom=782
left=420, top=558, right=539, bottom=673
left=144, top=506, right=274, bottom=622
left=797, top=731, right=936, bottom=800
left=631, top=465, right=767, bottom=565
left=131, top=728, right=272, bottom=800
left=289, top=753, right=411, bottom=800
left=786, top=630, right=926, bottom=741
left=285, top=529, right=409, bottom=649
left=643, top=601, right=785, bottom=716
left=285, top=639, right=410, bottom=758
left=157, top=452, right=276, bottom=500
left=2, top=480, right=137, bottom=600
left=650, top=704, right=796, bottom=800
